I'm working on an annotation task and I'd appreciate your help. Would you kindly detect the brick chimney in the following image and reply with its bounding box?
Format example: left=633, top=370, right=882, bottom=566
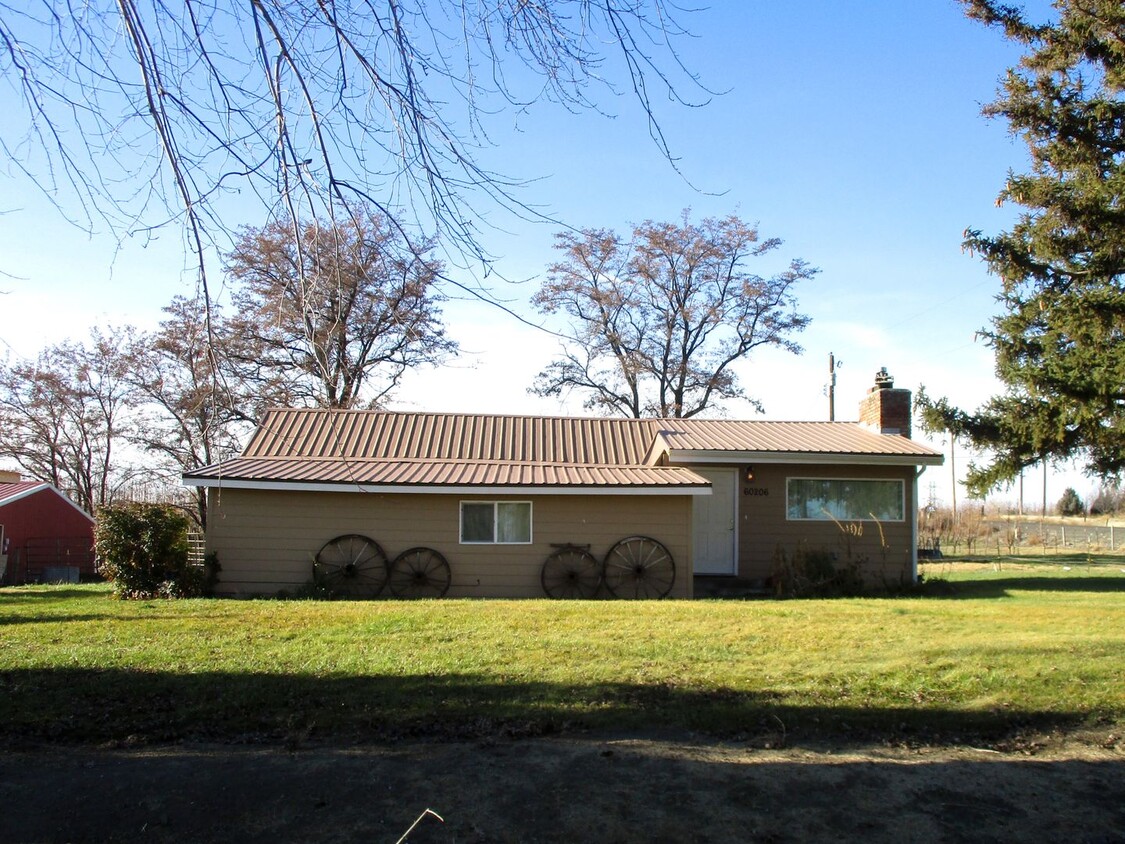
left=858, top=367, right=911, bottom=437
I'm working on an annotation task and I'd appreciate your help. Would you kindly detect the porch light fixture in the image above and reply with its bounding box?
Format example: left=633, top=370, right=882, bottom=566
left=744, top=466, right=755, bottom=482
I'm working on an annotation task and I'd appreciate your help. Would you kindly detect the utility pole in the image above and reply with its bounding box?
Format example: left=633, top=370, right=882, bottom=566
left=950, top=435, right=957, bottom=524
left=828, top=352, right=837, bottom=421
left=1041, top=461, right=1048, bottom=545
left=1042, top=461, right=1048, bottom=517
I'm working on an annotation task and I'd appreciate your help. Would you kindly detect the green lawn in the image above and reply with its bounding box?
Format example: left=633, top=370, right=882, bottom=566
left=2, top=564, right=1123, bottom=745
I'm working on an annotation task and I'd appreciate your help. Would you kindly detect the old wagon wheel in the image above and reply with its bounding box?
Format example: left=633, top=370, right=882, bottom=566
left=603, top=536, right=675, bottom=599
left=389, top=547, right=452, bottom=598
left=313, top=534, right=389, bottom=598
left=541, top=545, right=602, bottom=599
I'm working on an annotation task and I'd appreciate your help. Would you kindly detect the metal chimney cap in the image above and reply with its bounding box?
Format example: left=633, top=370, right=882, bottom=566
left=874, top=367, right=894, bottom=388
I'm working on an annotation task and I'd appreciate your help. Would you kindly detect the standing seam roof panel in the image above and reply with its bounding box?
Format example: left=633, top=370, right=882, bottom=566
left=236, top=409, right=940, bottom=464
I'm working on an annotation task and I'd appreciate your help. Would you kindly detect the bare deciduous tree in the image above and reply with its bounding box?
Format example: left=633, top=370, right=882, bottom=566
left=224, top=206, right=456, bottom=409
left=127, top=297, right=252, bottom=527
left=531, top=212, right=815, bottom=418
left=0, top=330, right=138, bottom=512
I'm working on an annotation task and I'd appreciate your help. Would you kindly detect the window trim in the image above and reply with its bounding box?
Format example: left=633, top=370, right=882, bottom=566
left=785, top=477, right=905, bottom=523
left=459, top=500, right=534, bottom=545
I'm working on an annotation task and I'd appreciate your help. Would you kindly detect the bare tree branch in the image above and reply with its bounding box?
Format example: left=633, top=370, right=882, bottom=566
left=531, top=212, right=816, bottom=418
left=223, top=203, right=456, bottom=409
left=0, top=0, right=707, bottom=279
left=0, top=330, right=141, bottom=512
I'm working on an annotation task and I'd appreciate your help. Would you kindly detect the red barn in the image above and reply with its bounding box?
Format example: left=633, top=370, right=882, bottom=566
left=0, top=481, right=96, bottom=584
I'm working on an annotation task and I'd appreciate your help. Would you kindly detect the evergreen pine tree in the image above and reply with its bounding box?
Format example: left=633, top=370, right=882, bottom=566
left=918, top=1, right=1125, bottom=496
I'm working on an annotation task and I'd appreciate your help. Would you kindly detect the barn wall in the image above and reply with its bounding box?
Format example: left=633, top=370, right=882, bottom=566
left=205, top=488, right=694, bottom=598
left=733, top=463, right=918, bottom=587
left=0, top=489, right=96, bottom=583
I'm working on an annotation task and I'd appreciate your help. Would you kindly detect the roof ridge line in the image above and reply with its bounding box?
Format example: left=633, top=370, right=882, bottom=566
left=263, top=407, right=857, bottom=423
left=262, top=407, right=661, bottom=424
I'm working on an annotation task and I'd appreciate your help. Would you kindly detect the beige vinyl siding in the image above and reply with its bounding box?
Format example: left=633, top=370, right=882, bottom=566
left=206, top=488, right=693, bottom=598
left=732, top=463, right=918, bottom=586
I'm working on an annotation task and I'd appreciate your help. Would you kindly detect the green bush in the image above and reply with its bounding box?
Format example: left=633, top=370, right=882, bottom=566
left=94, top=503, right=200, bottom=599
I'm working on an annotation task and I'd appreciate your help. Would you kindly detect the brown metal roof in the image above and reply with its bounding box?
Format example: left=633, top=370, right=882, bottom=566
left=184, top=456, right=708, bottom=490
left=651, top=419, right=942, bottom=459
left=184, top=408, right=942, bottom=490
left=242, top=409, right=657, bottom=465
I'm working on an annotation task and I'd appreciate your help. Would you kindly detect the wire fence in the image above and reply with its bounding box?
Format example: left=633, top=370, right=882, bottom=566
left=921, top=516, right=1125, bottom=557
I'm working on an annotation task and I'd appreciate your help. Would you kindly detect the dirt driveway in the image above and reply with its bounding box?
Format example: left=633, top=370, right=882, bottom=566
left=2, top=730, right=1122, bottom=843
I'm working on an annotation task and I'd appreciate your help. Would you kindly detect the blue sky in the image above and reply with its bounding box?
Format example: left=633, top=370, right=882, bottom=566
left=0, top=1, right=1087, bottom=509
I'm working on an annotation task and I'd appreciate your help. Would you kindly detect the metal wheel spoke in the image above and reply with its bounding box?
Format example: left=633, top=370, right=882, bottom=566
left=390, top=547, right=451, bottom=598
left=314, top=534, right=389, bottom=598
left=603, top=536, right=675, bottom=599
left=541, top=546, right=601, bottom=599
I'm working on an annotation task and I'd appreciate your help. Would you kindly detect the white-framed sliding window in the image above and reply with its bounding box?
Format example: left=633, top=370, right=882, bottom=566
left=460, top=501, right=533, bottom=544
left=786, top=478, right=905, bottom=522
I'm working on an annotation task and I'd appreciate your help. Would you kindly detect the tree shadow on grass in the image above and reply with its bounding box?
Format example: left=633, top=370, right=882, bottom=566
left=0, top=666, right=1111, bottom=751
left=0, top=587, right=130, bottom=625
left=0, top=587, right=232, bottom=624
left=920, top=576, right=1125, bottom=599
left=0, top=587, right=108, bottom=603
left=954, top=551, right=1125, bottom=564
left=945, top=553, right=1125, bottom=566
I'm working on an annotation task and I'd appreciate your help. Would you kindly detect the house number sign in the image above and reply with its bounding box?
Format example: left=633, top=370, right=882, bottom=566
left=743, top=487, right=769, bottom=496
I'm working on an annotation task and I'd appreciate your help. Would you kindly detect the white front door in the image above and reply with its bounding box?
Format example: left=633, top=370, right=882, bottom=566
left=692, top=468, right=738, bottom=575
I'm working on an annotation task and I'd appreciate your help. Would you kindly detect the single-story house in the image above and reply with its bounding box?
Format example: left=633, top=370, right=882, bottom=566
left=0, top=478, right=97, bottom=584
left=184, top=372, right=943, bottom=598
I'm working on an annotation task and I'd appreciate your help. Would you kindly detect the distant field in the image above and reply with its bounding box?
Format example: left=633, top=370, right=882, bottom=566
left=928, top=514, right=1125, bottom=557
left=1, top=566, right=1123, bottom=746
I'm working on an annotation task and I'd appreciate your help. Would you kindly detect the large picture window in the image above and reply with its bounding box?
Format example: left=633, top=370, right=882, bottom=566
left=786, top=478, right=904, bottom=522
left=460, top=501, right=533, bottom=544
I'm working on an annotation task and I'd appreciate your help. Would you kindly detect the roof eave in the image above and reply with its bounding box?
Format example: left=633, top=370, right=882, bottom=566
left=182, top=477, right=712, bottom=496
left=666, top=449, right=945, bottom=467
